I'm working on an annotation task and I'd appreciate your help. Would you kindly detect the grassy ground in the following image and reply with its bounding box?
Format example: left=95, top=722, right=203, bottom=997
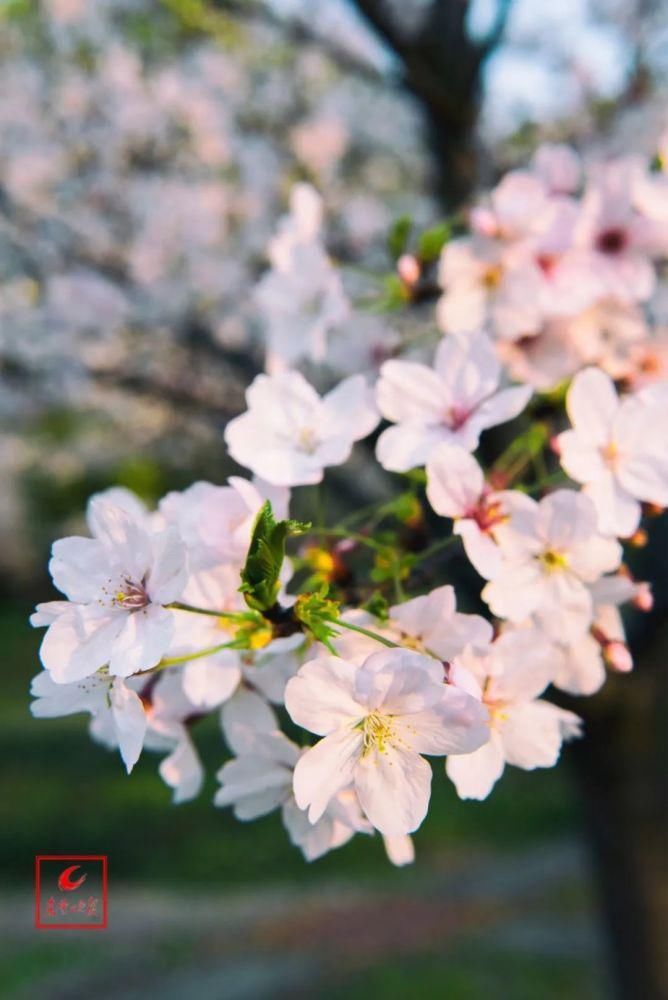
left=0, top=600, right=610, bottom=998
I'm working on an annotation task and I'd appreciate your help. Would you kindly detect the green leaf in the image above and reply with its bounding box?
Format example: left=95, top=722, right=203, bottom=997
left=362, top=591, right=389, bottom=623
left=417, top=222, right=451, bottom=262
left=293, top=587, right=341, bottom=649
left=239, top=501, right=309, bottom=612
left=387, top=215, right=413, bottom=261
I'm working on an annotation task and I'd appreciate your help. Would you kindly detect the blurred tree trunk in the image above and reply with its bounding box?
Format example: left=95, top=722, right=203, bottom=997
left=353, top=0, right=511, bottom=207
left=570, top=516, right=668, bottom=1000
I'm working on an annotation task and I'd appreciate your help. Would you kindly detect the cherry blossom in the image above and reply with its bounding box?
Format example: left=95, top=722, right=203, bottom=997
left=446, top=630, right=582, bottom=800
left=285, top=649, right=489, bottom=836
left=481, top=490, right=622, bottom=642
left=32, top=498, right=188, bottom=682
left=225, top=370, right=379, bottom=486
left=557, top=367, right=668, bottom=536
left=30, top=670, right=147, bottom=774
left=375, top=333, right=532, bottom=472
left=426, top=443, right=535, bottom=579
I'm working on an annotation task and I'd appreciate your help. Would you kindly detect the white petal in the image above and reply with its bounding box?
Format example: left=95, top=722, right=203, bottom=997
left=501, top=701, right=582, bottom=769
left=220, top=687, right=278, bottom=754
left=446, top=732, right=505, bottom=800
left=293, top=727, right=362, bottom=823
left=110, top=678, right=147, bottom=774
left=284, top=656, right=363, bottom=735
left=383, top=835, right=415, bottom=867
left=146, top=527, right=188, bottom=604
left=40, top=606, right=125, bottom=683
left=566, top=367, right=618, bottom=445
left=108, top=605, right=174, bottom=677
left=355, top=744, right=432, bottom=836
left=159, top=735, right=204, bottom=803
left=375, top=360, right=445, bottom=424
left=376, top=423, right=446, bottom=473
left=426, top=443, right=484, bottom=518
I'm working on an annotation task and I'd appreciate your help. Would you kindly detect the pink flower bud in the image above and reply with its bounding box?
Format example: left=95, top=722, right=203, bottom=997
left=549, top=435, right=562, bottom=456
left=605, top=641, right=633, bottom=673
left=633, top=582, right=653, bottom=612
left=397, top=254, right=420, bottom=287
left=470, top=206, right=498, bottom=237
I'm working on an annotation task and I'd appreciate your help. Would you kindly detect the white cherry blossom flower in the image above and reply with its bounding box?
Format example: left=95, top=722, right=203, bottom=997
left=285, top=648, right=489, bottom=836
left=30, top=670, right=147, bottom=773
left=375, top=333, right=531, bottom=472
left=481, top=490, right=622, bottom=642
left=446, top=630, right=582, bottom=800
left=215, top=730, right=372, bottom=862
left=557, top=367, right=668, bottom=537
left=225, top=370, right=379, bottom=486
left=32, top=499, right=188, bottom=682
left=426, top=443, right=536, bottom=579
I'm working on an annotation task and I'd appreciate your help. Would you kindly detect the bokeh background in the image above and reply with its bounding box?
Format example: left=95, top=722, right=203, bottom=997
left=1, top=1, right=667, bottom=998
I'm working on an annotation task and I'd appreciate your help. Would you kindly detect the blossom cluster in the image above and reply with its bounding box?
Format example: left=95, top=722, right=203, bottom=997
left=30, top=141, right=668, bottom=866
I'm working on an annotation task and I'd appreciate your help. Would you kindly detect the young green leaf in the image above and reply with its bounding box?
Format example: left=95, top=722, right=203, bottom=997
left=239, top=501, right=309, bottom=612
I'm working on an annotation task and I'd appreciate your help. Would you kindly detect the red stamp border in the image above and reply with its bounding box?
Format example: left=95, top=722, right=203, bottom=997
left=35, top=855, right=108, bottom=930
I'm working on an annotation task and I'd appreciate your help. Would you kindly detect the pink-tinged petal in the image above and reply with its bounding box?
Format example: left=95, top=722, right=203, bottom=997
left=182, top=653, right=242, bottom=709
left=87, top=499, right=152, bottom=582
left=215, top=754, right=291, bottom=818
left=146, top=527, right=188, bottom=604
left=486, top=629, right=557, bottom=703
left=375, top=360, right=445, bottom=424
left=500, top=701, right=582, bottom=769
left=109, top=678, right=147, bottom=774
left=535, top=489, right=597, bottom=549
left=473, top=384, right=532, bottom=435
left=557, top=430, right=607, bottom=484
left=108, top=605, right=174, bottom=677
left=354, top=649, right=444, bottom=714
left=446, top=732, right=504, bottom=800
left=456, top=521, right=504, bottom=580
left=618, top=451, right=668, bottom=506
left=30, top=601, right=72, bottom=628
left=40, top=606, right=125, bottom=683
left=436, top=286, right=487, bottom=334
left=568, top=536, right=622, bottom=581
left=159, top=735, right=204, bottom=803
left=482, top=562, right=545, bottom=622
left=220, top=687, right=278, bottom=755
left=426, top=443, right=484, bottom=518
left=376, top=424, right=447, bottom=473
left=434, top=332, right=500, bottom=403
left=293, top=728, right=362, bottom=823
left=393, top=687, right=489, bottom=755
left=355, top=744, right=432, bottom=836
left=552, top=634, right=606, bottom=696
left=321, top=375, right=380, bottom=442
left=566, top=367, right=618, bottom=445
left=284, top=656, right=363, bottom=735
left=383, top=835, right=415, bottom=867
left=48, top=537, right=108, bottom=603
left=537, top=573, right=593, bottom=643
left=584, top=478, right=640, bottom=538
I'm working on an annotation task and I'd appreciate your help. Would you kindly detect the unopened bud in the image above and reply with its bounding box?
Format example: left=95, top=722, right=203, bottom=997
left=605, top=641, right=633, bottom=673
left=397, top=254, right=420, bottom=287
left=633, top=582, right=654, bottom=612
left=644, top=502, right=664, bottom=518
left=629, top=528, right=648, bottom=547
left=470, top=206, right=498, bottom=238
left=549, top=435, right=562, bottom=456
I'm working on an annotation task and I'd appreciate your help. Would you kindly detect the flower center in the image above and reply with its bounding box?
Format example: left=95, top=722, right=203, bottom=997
left=361, top=713, right=394, bottom=755
left=601, top=440, right=620, bottom=468
left=596, top=227, right=628, bottom=255
left=482, top=264, right=503, bottom=289
left=540, top=549, right=568, bottom=572
left=114, top=579, right=149, bottom=610
left=296, top=426, right=319, bottom=454
left=444, top=403, right=472, bottom=430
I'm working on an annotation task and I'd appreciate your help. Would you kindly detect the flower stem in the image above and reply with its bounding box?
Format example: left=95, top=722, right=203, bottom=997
left=149, top=639, right=242, bottom=672
left=325, top=617, right=399, bottom=649
left=167, top=602, right=251, bottom=621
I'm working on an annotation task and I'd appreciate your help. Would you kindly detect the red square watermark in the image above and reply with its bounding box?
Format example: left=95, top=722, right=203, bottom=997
left=35, top=856, right=108, bottom=930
